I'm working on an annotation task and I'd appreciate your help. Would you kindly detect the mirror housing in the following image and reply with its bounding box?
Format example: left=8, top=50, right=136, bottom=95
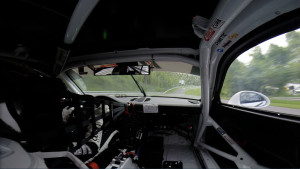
left=228, top=91, right=270, bottom=108
left=94, top=65, right=150, bottom=76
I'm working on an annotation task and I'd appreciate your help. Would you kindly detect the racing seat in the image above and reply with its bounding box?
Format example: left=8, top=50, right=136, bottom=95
left=21, top=77, right=70, bottom=152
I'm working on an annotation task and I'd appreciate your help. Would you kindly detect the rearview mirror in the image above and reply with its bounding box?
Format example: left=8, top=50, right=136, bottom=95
left=228, top=91, right=270, bottom=108
left=94, top=65, right=150, bottom=75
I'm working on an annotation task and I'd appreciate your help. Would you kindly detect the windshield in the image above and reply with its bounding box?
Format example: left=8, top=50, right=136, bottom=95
left=68, top=61, right=201, bottom=99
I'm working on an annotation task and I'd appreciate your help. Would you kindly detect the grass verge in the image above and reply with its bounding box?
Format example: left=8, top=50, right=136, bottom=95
left=164, top=87, right=183, bottom=94
left=185, top=88, right=201, bottom=96
left=270, top=99, right=300, bottom=109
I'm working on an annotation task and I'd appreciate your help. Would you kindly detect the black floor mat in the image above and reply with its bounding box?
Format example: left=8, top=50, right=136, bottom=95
left=139, top=136, right=164, bottom=168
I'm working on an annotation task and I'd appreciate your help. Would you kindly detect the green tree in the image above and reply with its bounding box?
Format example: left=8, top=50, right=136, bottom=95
left=221, top=59, right=247, bottom=98
left=221, top=30, right=300, bottom=98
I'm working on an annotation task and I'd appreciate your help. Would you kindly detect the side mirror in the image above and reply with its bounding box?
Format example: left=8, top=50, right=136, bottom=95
left=228, top=91, right=270, bottom=108
left=94, top=65, right=150, bottom=75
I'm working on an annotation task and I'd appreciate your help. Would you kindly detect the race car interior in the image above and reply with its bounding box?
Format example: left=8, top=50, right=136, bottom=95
left=0, top=59, right=201, bottom=168
left=1, top=0, right=300, bottom=168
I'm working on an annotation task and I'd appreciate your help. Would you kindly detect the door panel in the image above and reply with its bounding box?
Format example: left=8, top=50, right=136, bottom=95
left=209, top=103, right=300, bottom=168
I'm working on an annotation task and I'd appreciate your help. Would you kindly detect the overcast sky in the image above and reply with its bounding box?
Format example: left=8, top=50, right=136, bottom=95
left=238, top=28, right=300, bottom=64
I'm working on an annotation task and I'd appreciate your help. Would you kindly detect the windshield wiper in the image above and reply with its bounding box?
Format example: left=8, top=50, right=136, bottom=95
left=130, top=75, right=146, bottom=97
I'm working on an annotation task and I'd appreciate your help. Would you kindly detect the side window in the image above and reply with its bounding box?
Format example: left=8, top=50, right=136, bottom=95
left=221, top=29, right=300, bottom=115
